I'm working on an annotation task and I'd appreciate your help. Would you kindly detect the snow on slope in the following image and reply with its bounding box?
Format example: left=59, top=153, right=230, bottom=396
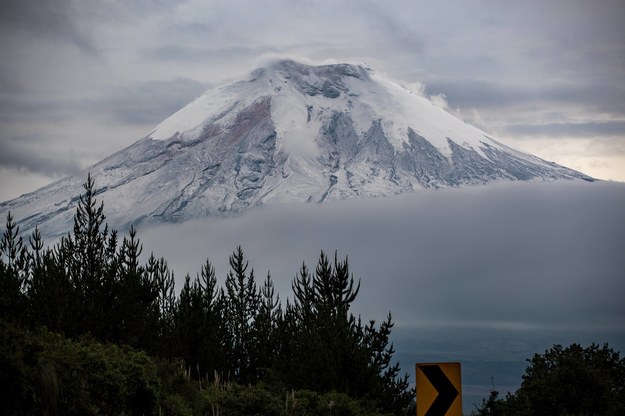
left=150, top=60, right=487, bottom=158
left=0, top=59, right=593, bottom=238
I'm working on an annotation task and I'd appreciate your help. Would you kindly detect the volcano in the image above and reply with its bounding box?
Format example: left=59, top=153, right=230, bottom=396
left=0, top=60, right=593, bottom=237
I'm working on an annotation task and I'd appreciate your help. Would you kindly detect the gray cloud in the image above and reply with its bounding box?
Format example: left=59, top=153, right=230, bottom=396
left=422, top=79, right=625, bottom=115
left=0, top=0, right=97, bottom=53
left=0, top=138, right=82, bottom=177
left=0, top=77, right=207, bottom=180
left=0, top=77, right=206, bottom=125
left=506, top=121, right=625, bottom=138
left=0, top=94, right=74, bottom=124
left=142, top=45, right=278, bottom=63
left=85, top=78, right=208, bottom=125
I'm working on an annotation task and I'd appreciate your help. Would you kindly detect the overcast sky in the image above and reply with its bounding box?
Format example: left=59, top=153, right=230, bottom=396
left=1, top=0, right=624, bottom=201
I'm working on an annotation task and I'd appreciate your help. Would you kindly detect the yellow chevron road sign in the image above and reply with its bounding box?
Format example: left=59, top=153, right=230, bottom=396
left=416, top=362, right=462, bottom=416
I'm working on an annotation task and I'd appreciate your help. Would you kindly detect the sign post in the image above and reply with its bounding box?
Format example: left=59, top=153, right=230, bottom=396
left=416, top=362, right=462, bottom=416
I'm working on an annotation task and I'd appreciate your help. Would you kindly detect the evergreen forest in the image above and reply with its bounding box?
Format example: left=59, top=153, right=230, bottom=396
left=0, top=174, right=413, bottom=415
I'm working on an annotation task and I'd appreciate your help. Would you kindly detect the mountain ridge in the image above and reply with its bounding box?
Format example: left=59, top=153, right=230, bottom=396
left=1, top=59, right=593, bottom=238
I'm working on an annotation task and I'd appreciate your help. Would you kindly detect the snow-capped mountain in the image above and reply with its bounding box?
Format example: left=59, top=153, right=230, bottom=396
left=1, top=59, right=593, bottom=237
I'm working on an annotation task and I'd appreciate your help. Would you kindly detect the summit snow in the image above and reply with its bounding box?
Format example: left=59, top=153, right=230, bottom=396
left=1, top=60, right=593, bottom=237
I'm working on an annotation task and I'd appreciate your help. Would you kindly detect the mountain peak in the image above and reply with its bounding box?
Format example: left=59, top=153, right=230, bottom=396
left=258, top=59, right=371, bottom=78
left=1, top=59, right=593, bottom=238
left=271, top=59, right=371, bottom=99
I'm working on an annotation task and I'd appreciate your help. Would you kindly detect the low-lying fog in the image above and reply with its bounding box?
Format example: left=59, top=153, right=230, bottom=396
left=139, top=180, right=625, bottom=410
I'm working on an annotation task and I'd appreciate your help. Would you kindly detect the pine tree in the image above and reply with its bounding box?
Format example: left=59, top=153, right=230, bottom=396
left=250, top=271, right=281, bottom=382
left=274, top=263, right=314, bottom=388
left=197, top=258, right=227, bottom=381
left=279, top=252, right=363, bottom=393
left=28, top=246, right=74, bottom=333
left=73, top=173, right=109, bottom=285
left=175, top=274, right=201, bottom=379
left=276, top=250, right=411, bottom=413
left=58, top=173, right=114, bottom=338
left=223, top=246, right=260, bottom=384
left=313, top=251, right=360, bottom=319
left=364, top=312, right=412, bottom=413
left=145, top=253, right=176, bottom=355
left=0, top=211, right=28, bottom=275
left=291, top=261, right=314, bottom=323
left=28, top=226, right=44, bottom=276
left=114, top=226, right=159, bottom=349
left=172, top=259, right=227, bottom=383
left=313, top=252, right=361, bottom=393
left=0, top=211, right=28, bottom=322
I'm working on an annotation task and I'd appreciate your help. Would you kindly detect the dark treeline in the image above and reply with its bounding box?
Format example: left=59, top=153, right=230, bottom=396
left=0, top=174, right=412, bottom=415
left=471, top=343, right=625, bottom=416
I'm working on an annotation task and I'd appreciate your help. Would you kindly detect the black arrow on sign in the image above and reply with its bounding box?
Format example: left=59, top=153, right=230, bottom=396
left=420, top=365, right=459, bottom=416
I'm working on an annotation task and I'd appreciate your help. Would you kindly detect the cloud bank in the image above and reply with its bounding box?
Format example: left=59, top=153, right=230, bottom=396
left=138, top=181, right=625, bottom=333
left=135, top=180, right=625, bottom=408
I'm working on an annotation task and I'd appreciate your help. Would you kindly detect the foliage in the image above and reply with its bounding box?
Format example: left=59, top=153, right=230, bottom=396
left=471, top=390, right=512, bottom=416
left=0, top=320, right=406, bottom=416
left=201, top=383, right=393, bottom=416
left=472, top=343, right=625, bottom=416
left=0, top=320, right=159, bottom=416
left=0, top=211, right=28, bottom=320
left=223, top=245, right=261, bottom=384
left=173, top=261, right=226, bottom=383
left=0, top=174, right=413, bottom=415
left=275, top=252, right=410, bottom=413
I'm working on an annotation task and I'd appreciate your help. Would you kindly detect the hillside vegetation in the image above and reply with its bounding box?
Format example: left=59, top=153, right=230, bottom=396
left=0, top=174, right=412, bottom=415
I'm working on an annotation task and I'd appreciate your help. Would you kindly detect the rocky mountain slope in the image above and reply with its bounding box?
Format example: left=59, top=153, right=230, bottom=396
left=1, top=60, right=593, bottom=237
